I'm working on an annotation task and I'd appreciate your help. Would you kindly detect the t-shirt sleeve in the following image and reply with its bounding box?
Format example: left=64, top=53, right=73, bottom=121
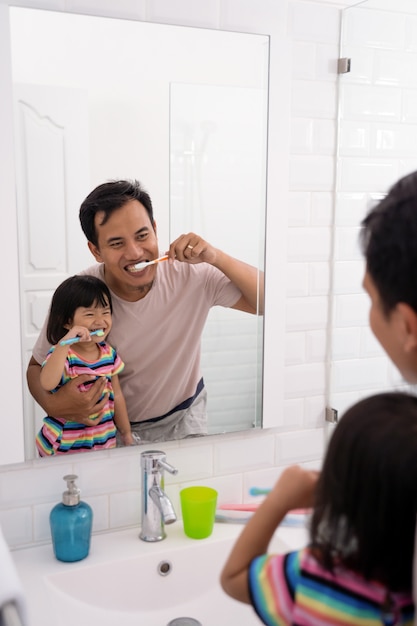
left=248, top=550, right=301, bottom=626
left=201, top=263, right=242, bottom=308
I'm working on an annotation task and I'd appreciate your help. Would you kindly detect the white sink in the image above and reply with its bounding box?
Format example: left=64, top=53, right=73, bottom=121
left=12, top=522, right=308, bottom=626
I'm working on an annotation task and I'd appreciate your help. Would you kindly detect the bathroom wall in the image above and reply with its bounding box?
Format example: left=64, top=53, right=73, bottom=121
left=0, top=0, right=353, bottom=550
left=330, top=2, right=417, bottom=414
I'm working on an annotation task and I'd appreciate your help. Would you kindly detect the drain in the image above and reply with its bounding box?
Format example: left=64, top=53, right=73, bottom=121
left=157, top=560, right=173, bottom=576
left=167, top=617, right=202, bottom=626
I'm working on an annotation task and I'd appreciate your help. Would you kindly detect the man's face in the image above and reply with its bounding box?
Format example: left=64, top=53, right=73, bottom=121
left=88, top=199, right=159, bottom=301
left=363, top=270, right=417, bottom=384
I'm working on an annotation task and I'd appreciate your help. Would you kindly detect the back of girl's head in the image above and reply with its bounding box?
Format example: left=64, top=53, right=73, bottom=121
left=310, top=392, right=417, bottom=590
left=46, top=275, right=112, bottom=345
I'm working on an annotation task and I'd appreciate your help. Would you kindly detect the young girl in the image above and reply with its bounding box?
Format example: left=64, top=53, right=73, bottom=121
left=35, top=275, right=134, bottom=456
left=221, top=392, right=417, bottom=626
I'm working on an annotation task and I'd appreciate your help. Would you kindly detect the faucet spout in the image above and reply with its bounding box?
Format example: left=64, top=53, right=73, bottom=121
left=149, top=485, right=177, bottom=524
left=140, top=450, right=178, bottom=542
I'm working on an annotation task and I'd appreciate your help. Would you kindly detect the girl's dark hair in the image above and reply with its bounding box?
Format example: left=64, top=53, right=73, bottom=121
left=79, top=179, right=154, bottom=248
left=310, top=392, right=417, bottom=590
left=46, top=275, right=112, bottom=345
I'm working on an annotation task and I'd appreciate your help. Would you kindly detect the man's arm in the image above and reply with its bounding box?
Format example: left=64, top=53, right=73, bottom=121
left=27, top=356, right=107, bottom=426
left=168, top=233, right=264, bottom=314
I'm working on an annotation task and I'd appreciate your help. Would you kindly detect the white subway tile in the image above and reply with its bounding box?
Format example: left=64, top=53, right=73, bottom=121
left=290, top=2, right=340, bottom=44
left=290, top=118, right=314, bottom=154
left=338, top=158, right=399, bottom=192
left=334, top=192, right=369, bottom=227
left=311, top=192, right=333, bottom=226
left=304, top=395, right=326, bottom=429
left=0, top=460, right=72, bottom=507
left=372, top=123, right=417, bottom=157
left=287, top=227, right=331, bottom=262
left=342, top=7, right=405, bottom=50
left=214, top=434, right=275, bottom=474
left=331, top=327, right=361, bottom=360
left=340, top=84, right=402, bottom=122
left=360, top=326, right=386, bottom=358
left=334, top=227, right=362, bottom=261
left=147, top=0, right=218, bottom=28
left=316, top=44, right=339, bottom=81
left=292, top=81, right=337, bottom=118
left=287, top=263, right=309, bottom=297
left=283, top=398, right=305, bottom=429
left=334, top=293, right=369, bottom=327
left=333, top=260, right=364, bottom=294
left=306, top=330, right=327, bottom=362
left=313, top=119, right=336, bottom=155
left=309, top=262, right=330, bottom=296
left=276, top=428, right=325, bottom=465
left=286, top=296, right=328, bottom=331
left=329, top=391, right=363, bottom=417
left=66, top=0, right=145, bottom=19
left=110, top=490, right=140, bottom=529
left=338, top=121, right=371, bottom=156
left=292, top=42, right=316, bottom=80
left=332, top=357, right=389, bottom=392
left=284, top=362, right=326, bottom=398
left=405, top=15, right=417, bottom=53
left=0, top=507, right=33, bottom=547
left=285, top=332, right=306, bottom=366
left=290, top=156, right=335, bottom=191
left=288, top=192, right=311, bottom=226
left=402, top=90, right=417, bottom=122
left=341, top=45, right=373, bottom=85
left=221, top=0, right=287, bottom=36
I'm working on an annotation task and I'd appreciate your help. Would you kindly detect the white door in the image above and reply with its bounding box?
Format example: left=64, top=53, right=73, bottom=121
left=14, top=83, right=92, bottom=459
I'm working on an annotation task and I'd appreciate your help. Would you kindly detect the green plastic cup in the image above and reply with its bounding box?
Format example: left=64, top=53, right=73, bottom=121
left=180, top=486, right=218, bottom=539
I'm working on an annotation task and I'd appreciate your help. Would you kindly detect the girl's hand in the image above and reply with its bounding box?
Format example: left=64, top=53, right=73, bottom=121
left=60, top=325, right=91, bottom=345
left=269, top=465, right=319, bottom=513
left=119, top=431, right=135, bottom=446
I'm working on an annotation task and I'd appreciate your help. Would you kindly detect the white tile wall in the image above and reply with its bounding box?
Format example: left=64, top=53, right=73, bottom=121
left=329, top=1, right=417, bottom=407
left=0, top=0, right=365, bottom=550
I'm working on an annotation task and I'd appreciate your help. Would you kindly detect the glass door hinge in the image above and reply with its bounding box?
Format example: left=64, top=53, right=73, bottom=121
left=338, top=57, right=351, bottom=74
left=325, top=407, right=338, bottom=423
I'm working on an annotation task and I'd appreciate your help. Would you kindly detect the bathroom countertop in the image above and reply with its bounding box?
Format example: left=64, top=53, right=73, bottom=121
left=11, top=522, right=309, bottom=626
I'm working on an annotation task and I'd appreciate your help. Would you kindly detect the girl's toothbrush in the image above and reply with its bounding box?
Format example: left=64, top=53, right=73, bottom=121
left=60, top=329, right=104, bottom=346
left=249, top=487, right=271, bottom=496
left=134, top=254, right=169, bottom=270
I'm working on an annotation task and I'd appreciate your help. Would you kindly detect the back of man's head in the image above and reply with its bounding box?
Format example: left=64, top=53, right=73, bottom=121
left=360, top=170, right=417, bottom=316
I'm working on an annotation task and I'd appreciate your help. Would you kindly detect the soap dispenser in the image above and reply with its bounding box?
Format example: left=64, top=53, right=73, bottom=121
left=50, top=474, right=93, bottom=562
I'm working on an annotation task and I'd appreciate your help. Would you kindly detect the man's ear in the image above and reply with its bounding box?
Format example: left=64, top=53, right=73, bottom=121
left=152, top=219, right=157, bottom=234
left=397, top=303, right=417, bottom=352
left=88, top=241, right=103, bottom=263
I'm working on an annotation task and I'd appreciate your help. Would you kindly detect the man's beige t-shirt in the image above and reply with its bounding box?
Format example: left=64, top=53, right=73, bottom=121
left=32, top=260, right=241, bottom=423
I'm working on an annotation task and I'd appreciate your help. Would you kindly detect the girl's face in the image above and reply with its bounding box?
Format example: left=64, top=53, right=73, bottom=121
left=67, top=298, right=112, bottom=340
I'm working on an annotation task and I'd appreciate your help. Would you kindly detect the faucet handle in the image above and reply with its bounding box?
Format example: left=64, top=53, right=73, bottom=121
left=157, top=458, right=178, bottom=475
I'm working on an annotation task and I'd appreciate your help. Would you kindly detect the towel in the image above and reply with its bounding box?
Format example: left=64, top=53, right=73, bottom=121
left=0, top=525, right=28, bottom=626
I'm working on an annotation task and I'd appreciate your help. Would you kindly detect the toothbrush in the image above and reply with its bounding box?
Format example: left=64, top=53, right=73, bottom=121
left=249, top=487, right=271, bottom=496
left=134, top=255, right=169, bottom=271
left=60, top=329, right=105, bottom=346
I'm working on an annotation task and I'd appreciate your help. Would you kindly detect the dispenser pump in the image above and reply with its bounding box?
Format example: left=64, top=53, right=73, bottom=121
left=62, top=474, right=81, bottom=506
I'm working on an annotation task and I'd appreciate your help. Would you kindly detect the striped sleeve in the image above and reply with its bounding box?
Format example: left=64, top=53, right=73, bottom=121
left=249, top=551, right=299, bottom=626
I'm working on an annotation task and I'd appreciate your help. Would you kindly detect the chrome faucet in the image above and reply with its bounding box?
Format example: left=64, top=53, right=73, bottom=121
left=140, top=450, right=178, bottom=542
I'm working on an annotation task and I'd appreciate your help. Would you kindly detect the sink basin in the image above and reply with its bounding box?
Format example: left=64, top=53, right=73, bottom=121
left=12, top=523, right=308, bottom=626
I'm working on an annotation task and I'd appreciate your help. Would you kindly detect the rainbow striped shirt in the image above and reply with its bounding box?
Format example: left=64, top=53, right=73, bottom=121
left=249, top=547, right=414, bottom=626
left=36, top=342, right=124, bottom=456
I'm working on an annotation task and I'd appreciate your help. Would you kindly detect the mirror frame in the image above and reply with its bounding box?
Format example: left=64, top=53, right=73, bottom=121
left=0, top=2, right=290, bottom=467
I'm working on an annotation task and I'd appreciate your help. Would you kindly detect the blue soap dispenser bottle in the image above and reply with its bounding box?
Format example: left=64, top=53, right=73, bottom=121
left=50, top=474, right=93, bottom=562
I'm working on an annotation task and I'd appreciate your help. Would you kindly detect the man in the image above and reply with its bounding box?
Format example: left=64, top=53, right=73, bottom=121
left=27, top=180, right=264, bottom=442
left=360, top=169, right=417, bottom=618
left=360, top=170, right=417, bottom=386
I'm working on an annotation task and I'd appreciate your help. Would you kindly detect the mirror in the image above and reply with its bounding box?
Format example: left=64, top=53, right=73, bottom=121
left=8, top=8, right=268, bottom=461
left=330, top=0, right=417, bottom=415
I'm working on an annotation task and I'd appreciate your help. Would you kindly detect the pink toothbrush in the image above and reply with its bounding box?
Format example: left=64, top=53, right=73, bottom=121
left=134, top=255, right=169, bottom=270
